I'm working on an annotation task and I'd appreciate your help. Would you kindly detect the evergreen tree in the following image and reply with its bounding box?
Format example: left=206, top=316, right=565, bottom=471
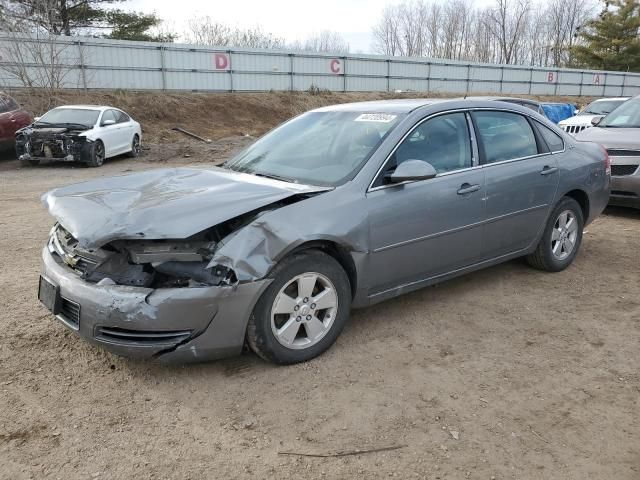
left=4, top=0, right=175, bottom=42
left=572, top=0, right=640, bottom=71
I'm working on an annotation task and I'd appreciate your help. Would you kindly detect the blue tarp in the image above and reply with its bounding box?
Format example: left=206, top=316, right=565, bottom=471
left=541, top=103, right=578, bottom=124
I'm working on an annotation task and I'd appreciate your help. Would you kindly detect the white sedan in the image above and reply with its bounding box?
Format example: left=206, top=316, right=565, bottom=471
left=16, top=105, right=142, bottom=167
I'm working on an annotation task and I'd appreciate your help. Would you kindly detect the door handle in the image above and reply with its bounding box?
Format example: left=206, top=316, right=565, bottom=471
left=540, top=166, right=558, bottom=175
left=457, top=183, right=480, bottom=195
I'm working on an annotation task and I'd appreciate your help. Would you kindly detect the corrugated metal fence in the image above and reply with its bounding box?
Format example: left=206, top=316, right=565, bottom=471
left=1, top=34, right=639, bottom=97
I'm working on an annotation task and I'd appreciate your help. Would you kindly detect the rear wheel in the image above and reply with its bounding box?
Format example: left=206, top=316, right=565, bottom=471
left=526, top=197, right=584, bottom=272
left=86, top=140, right=105, bottom=167
left=246, top=250, right=351, bottom=364
left=127, top=134, right=140, bottom=158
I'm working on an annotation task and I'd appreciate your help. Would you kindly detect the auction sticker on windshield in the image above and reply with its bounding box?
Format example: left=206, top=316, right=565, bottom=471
left=355, top=113, right=397, bottom=123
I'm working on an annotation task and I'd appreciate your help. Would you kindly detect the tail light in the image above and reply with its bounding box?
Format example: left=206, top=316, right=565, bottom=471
left=601, top=145, right=611, bottom=175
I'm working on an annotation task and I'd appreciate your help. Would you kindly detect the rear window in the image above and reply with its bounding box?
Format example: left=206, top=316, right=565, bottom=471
left=537, top=123, right=564, bottom=153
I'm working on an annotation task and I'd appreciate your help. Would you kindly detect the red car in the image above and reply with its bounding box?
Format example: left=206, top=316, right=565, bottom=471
left=0, top=93, right=32, bottom=150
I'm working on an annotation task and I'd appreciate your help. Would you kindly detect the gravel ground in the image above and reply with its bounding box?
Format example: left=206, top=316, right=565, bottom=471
left=1, top=143, right=639, bottom=480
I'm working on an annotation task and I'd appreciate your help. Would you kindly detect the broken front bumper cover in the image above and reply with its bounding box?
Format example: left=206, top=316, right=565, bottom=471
left=20, top=153, right=77, bottom=162
left=41, top=246, right=271, bottom=362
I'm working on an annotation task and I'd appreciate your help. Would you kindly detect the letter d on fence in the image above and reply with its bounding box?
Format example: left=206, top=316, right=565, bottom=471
left=214, top=53, right=229, bottom=70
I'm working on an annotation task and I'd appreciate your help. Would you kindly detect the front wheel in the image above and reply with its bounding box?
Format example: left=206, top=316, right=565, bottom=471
left=246, top=250, right=351, bottom=364
left=86, top=140, right=105, bottom=167
left=526, top=197, right=584, bottom=272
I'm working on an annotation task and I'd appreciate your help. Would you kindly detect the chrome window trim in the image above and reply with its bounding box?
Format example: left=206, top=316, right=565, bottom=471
left=367, top=106, right=565, bottom=193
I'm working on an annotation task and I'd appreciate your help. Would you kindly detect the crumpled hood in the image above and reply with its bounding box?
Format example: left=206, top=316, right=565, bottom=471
left=42, top=167, right=328, bottom=248
left=575, top=127, right=640, bottom=149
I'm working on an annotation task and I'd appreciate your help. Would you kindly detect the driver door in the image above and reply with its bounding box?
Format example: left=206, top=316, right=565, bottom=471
left=98, top=109, right=119, bottom=156
left=365, top=112, right=486, bottom=298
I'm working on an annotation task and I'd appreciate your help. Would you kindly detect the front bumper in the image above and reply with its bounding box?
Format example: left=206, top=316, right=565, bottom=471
left=610, top=168, right=640, bottom=210
left=20, top=153, right=76, bottom=162
left=41, top=246, right=271, bottom=362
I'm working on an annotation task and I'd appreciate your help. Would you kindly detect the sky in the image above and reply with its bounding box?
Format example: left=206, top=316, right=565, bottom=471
left=123, top=0, right=398, bottom=53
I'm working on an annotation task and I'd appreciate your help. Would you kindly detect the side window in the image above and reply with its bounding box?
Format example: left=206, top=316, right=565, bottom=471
left=101, top=110, right=116, bottom=125
left=388, top=112, right=472, bottom=176
left=472, top=111, right=538, bottom=164
left=115, top=110, right=130, bottom=123
left=536, top=123, right=564, bottom=153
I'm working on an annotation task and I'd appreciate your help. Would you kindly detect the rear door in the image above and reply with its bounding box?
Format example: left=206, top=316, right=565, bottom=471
left=366, top=111, right=486, bottom=298
left=472, top=110, right=560, bottom=259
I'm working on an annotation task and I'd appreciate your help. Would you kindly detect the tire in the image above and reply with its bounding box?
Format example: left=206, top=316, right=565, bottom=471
left=526, top=197, right=584, bottom=272
left=127, top=134, right=140, bottom=158
left=86, top=140, right=105, bottom=167
left=246, top=250, right=351, bottom=364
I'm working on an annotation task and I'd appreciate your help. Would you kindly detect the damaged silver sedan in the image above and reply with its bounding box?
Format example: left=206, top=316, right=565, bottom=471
left=39, top=99, right=610, bottom=364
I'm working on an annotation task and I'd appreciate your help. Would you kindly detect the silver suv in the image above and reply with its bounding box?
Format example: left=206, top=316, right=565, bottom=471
left=576, top=95, right=640, bottom=209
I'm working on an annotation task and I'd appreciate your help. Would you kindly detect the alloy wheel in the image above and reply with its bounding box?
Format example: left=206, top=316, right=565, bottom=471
left=270, top=272, right=338, bottom=350
left=551, top=210, right=578, bottom=260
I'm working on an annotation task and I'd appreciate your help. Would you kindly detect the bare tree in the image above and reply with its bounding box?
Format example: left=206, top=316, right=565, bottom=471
left=372, top=5, right=403, bottom=55
left=292, top=31, right=349, bottom=54
left=185, top=17, right=286, bottom=49
left=482, top=0, right=530, bottom=64
left=370, top=0, right=594, bottom=67
left=0, top=0, right=84, bottom=108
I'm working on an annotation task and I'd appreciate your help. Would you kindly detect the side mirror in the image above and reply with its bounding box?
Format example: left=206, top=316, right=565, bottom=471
left=574, top=109, right=580, bottom=116
left=102, top=119, right=116, bottom=126
left=388, top=160, right=437, bottom=184
left=34, top=116, right=40, bottom=121
left=591, top=116, right=604, bottom=127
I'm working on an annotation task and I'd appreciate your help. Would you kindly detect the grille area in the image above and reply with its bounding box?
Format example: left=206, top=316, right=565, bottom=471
left=59, top=298, right=80, bottom=328
left=611, top=190, right=638, bottom=197
left=562, top=125, right=588, bottom=134
left=607, top=149, right=640, bottom=157
left=95, top=327, right=193, bottom=346
left=611, top=164, right=639, bottom=176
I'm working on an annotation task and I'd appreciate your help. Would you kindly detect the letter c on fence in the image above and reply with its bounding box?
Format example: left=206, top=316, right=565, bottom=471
left=214, top=53, right=229, bottom=70
left=330, top=59, right=341, bottom=74
left=547, top=72, right=555, bottom=83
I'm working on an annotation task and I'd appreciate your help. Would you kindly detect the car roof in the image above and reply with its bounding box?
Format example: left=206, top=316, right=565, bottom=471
left=51, top=105, right=116, bottom=111
left=313, top=97, right=562, bottom=114
left=464, top=96, right=540, bottom=105
left=313, top=98, right=451, bottom=113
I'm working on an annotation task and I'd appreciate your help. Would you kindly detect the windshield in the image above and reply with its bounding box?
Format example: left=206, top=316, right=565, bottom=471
left=37, top=108, right=100, bottom=127
left=582, top=100, right=626, bottom=116
left=224, top=111, right=403, bottom=186
left=599, top=99, right=640, bottom=128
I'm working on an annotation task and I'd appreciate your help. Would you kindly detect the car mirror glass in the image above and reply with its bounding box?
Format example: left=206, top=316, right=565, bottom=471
left=591, top=116, right=603, bottom=127
left=388, top=160, right=437, bottom=184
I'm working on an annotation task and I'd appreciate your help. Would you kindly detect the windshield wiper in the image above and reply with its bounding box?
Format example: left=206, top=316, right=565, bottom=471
left=253, top=172, right=298, bottom=184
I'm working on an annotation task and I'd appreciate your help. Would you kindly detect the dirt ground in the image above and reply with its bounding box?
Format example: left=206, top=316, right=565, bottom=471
left=1, top=99, right=640, bottom=480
